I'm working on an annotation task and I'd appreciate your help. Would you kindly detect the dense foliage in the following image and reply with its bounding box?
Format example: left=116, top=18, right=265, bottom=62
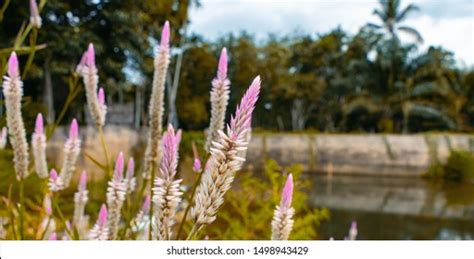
left=1, top=0, right=472, bottom=134
left=204, top=160, right=329, bottom=240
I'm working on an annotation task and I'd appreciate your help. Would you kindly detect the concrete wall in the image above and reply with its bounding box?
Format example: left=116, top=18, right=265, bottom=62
left=48, top=127, right=474, bottom=177
left=246, top=134, right=474, bottom=176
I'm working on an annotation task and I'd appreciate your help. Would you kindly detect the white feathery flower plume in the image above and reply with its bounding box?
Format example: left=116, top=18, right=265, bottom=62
left=106, top=152, right=127, bottom=239
left=48, top=169, right=63, bottom=192
left=132, top=195, right=151, bottom=240
left=271, top=174, right=295, bottom=240
left=349, top=221, right=358, bottom=240
left=31, top=113, right=48, bottom=178
left=2, top=52, right=30, bottom=180
left=79, top=44, right=106, bottom=128
left=152, top=125, right=182, bottom=240
left=58, top=119, right=81, bottom=188
left=192, top=142, right=202, bottom=173
left=190, top=76, right=261, bottom=235
left=89, top=204, right=109, bottom=240
left=38, top=194, right=56, bottom=240
left=205, top=48, right=230, bottom=153
left=124, top=158, right=136, bottom=194
left=29, top=0, right=42, bottom=29
left=73, top=171, right=89, bottom=238
left=143, top=21, right=171, bottom=179
left=0, top=127, right=7, bottom=149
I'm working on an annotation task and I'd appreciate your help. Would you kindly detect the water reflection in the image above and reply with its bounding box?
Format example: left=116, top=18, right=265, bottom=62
left=307, top=174, right=474, bottom=240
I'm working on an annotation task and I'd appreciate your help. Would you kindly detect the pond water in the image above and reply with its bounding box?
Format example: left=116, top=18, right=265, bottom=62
left=307, top=174, right=474, bottom=240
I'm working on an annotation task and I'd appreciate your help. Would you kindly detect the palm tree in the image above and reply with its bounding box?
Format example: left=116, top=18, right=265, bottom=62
left=367, top=0, right=423, bottom=43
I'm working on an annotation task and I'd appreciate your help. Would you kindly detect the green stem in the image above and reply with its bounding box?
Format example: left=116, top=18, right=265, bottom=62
left=176, top=171, right=203, bottom=239
left=19, top=179, right=25, bottom=240
left=148, top=163, right=156, bottom=240
left=98, top=126, right=110, bottom=174
left=39, top=217, right=52, bottom=240
left=0, top=0, right=11, bottom=22
left=120, top=177, right=148, bottom=240
left=21, top=28, right=38, bottom=78
left=186, top=225, right=200, bottom=240
left=46, top=76, right=81, bottom=140
left=7, top=184, right=18, bottom=240
left=52, top=194, right=75, bottom=239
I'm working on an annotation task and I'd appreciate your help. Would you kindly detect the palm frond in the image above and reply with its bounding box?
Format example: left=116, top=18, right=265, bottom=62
left=366, top=23, right=383, bottom=30
left=410, top=82, right=445, bottom=97
left=398, top=26, right=423, bottom=43
left=408, top=104, right=457, bottom=130
left=373, top=9, right=387, bottom=22
left=343, top=96, right=382, bottom=115
left=396, top=4, right=420, bottom=22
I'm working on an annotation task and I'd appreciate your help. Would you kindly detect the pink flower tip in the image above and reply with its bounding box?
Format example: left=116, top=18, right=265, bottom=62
left=98, top=87, right=105, bottom=106
left=69, top=119, right=79, bottom=139
left=351, top=221, right=357, bottom=230
left=217, top=47, right=228, bottom=79
left=98, top=204, right=107, bottom=226
left=30, top=0, right=40, bottom=14
left=35, top=113, right=44, bottom=135
left=48, top=233, right=57, bottom=241
left=50, top=169, right=58, bottom=181
left=114, top=152, right=124, bottom=181
left=7, top=52, right=19, bottom=78
left=86, top=43, right=95, bottom=67
left=126, top=157, right=135, bottom=179
left=281, top=173, right=294, bottom=208
left=44, top=195, right=52, bottom=215
left=142, top=195, right=151, bottom=214
left=160, top=21, right=170, bottom=49
left=252, top=75, right=261, bottom=88
left=79, top=171, right=87, bottom=190
left=193, top=158, right=202, bottom=173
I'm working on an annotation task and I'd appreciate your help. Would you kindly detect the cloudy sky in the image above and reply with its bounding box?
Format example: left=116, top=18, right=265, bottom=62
left=188, top=0, right=474, bottom=67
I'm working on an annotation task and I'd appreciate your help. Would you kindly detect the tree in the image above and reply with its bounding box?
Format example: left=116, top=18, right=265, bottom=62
left=367, top=0, right=423, bottom=43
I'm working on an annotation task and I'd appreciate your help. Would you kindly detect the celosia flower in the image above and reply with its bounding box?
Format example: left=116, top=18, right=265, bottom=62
left=73, top=171, right=89, bottom=238
left=143, top=21, right=171, bottom=179
left=349, top=221, right=358, bottom=240
left=48, top=169, right=64, bottom=192
left=191, top=76, right=260, bottom=232
left=124, top=157, right=136, bottom=194
left=44, top=194, right=52, bottom=216
left=38, top=194, right=56, bottom=240
left=76, top=52, right=87, bottom=74
left=97, top=87, right=107, bottom=125
left=192, top=142, right=202, bottom=173
left=2, top=52, right=30, bottom=180
left=89, top=204, right=109, bottom=240
left=152, top=125, right=182, bottom=240
left=48, top=233, right=57, bottom=240
left=106, top=152, right=127, bottom=239
left=29, top=0, right=42, bottom=29
left=132, top=195, right=151, bottom=239
left=271, top=173, right=294, bottom=240
left=58, top=119, right=81, bottom=188
left=0, top=127, right=7, bottom=149
left=205, top=48, right=231, bottom=152
left=80, top=44, right=106, bottom=128
left=31, top=113, right=48, bottom=178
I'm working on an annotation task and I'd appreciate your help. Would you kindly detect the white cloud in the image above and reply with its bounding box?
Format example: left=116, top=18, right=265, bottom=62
left=189, top=0, right=474, bottom=66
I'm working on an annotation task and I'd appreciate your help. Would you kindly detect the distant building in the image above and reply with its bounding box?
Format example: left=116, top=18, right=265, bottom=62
left=85, top=104, right=135, bottom=127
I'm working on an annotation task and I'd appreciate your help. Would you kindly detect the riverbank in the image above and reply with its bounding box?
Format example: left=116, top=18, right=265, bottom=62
left=47, top=126, right=474, bottom=177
